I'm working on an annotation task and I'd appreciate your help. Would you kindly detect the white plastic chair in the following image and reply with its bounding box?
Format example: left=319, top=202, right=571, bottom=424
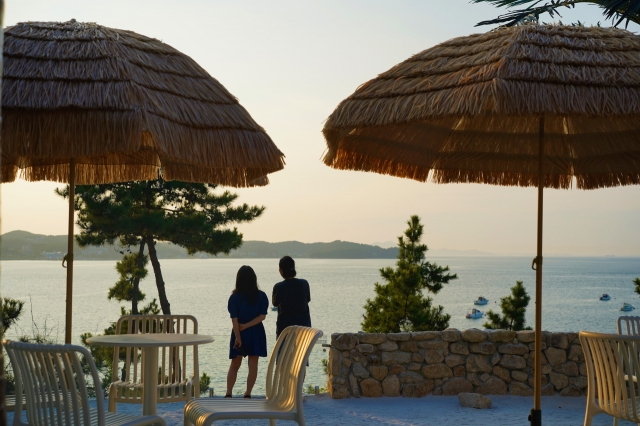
left=580, top=331, right=640, bottom=426
left=108, top=315, right=200, bottom=412
left=184, top=325, right=323, bottom=426
left=3, top=339, right=165, bottom=426
left=617, top=316, right=640, bottom=336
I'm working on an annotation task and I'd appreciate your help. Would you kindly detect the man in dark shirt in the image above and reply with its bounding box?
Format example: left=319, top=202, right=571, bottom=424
left=271, top=256, right=311, bottom=337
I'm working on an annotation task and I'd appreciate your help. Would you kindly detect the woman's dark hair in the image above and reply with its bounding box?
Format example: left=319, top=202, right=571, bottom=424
left=279, top=256, right=296, bottom=279
left=233, top=265, right=259, bottom=305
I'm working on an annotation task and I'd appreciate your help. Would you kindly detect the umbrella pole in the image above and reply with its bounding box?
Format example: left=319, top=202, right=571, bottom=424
left=529, top=118, right=544, bottom=426
left=64, top=159, right=75, bottom=344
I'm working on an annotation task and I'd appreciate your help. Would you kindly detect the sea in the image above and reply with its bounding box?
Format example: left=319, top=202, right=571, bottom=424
left=2, top=256, right=640, bottom=396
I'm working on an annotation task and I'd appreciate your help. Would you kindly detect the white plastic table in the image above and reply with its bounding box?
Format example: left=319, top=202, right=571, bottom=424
left=86, top=333, right=214, bottom=415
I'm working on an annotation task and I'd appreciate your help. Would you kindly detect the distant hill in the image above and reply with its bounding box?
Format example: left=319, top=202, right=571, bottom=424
left=0, top=231, right=399, bottom=260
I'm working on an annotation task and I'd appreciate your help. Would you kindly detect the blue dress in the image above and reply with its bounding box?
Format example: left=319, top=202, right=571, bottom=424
left=228, top=291, right=269, bottom=358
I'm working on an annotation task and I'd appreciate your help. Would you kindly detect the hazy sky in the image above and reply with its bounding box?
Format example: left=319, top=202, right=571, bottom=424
left=3, top=1, right=640, bottom=256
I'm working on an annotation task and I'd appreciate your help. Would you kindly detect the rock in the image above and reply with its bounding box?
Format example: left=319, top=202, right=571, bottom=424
left=453, top=366, right=466, bottom=377
left=379, top=341, right=399, bottom=352
left=411, top=331, right=439, bottom=341
left=487, top=330, right=516, bottom=343
left=334, top=333, right=358, bottom=351
left=389, top=364, right=406, bottom=375
left=367, top=355, right=381, bottom=365
left=545, top=347, right=567, bottom=367
left=568, top=345, right=583, bottom=362
left=509, top=381, right=533, bottom=396
left=469, top=342, right=497, bottom=355
left=418, top=341, right=449, bottom=350
left=441, top=329, right=462, bottom=342
left=542, top=383, right=555, bottom=396
left=528, top=341, right=547, bottom=351
left=476, top=377, right=507, bottom=395
left=467, top=354, right=493, bottom=374
left=349, top=349, right=363, bottom=362
left=360, top=378, right=382, bottom=397
left=432, top=387, right=443, bottom=396
left=517, top=330, right=535, bottom=343
left=329, top=382, right=350, bottom=399
left=387, top=332, right=410, bottom=341
left=399, top=341, right=418, bottom=352
left=500, top=354, right=527, bottom=370
left=511, top=370, right=528, bottom=382
left=491, top=352, right=501, bottom=366
left=548, top=333, right=569, bottom=350
left=492, top=366, right=511, bottom=382
left=343, top=358, right=352, bottom=368
left=356, top=344, right=374, bottom=354
left=349, top=374, right=361, bottom=398
left=382, top=351, right=411, bottom=365
left=330, top=349, right=343, bottom=375
left=462, top=328, right=487, bottom=343
left=528, top=375, right=548, bottom=388
left=424, top=350, right=445, bottom=364
left=412, top=353, right=424, bottom=363
left=382, top=375, right=400, bottom=397
left=560, top=386, right=581, bottom=397
left=408, top=363, right=422, bottom=371
left=554, top=361, right=578, bottom=377
left=569, top=376, right=588, bottom=389
left=443, top=377, right=473, bottom=395
left=368, top=365, right=388, bottom=381
left=579, top=363, right=587, bottom=376
left=402, top=380, right=434, bottom=398
left=422, top=364, right=453, bottom=379
left=449, top=343, right=470, bottom=355
left=480, top=373, right=491, bottom=382
left=550, top=372, right=569, bottom=390
left=542, top=364, right=552, bottom=375
left=399, top=371, right=424, bottom=384
left=458, top=392, right=492, bottom=409
left=499, top=344, right=528, bottom=355
left=445, top=354, right=465, bottom=368
left=358, top=333, right=387, bottom=345
left=467, top=373, right=481, bottom=386
left=352, top=362, right=370, bottom=379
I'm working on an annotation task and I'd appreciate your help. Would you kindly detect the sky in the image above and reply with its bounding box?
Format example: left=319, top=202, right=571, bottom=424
left=3, top=0, right=640, bottom=256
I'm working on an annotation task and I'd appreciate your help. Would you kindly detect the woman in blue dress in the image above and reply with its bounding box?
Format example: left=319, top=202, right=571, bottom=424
left=226, top=265, right=269, bottom=398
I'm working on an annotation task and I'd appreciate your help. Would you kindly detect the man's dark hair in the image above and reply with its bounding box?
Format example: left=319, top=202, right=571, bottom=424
left=279, top=256, right=296, bottom=279
left=233, top=265, right=259, bottom=304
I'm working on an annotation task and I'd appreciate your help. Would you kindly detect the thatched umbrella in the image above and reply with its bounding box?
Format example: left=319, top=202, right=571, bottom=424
left=323, top=24, right=640, bottom=425
left=2, top=20, right=285, bottom=344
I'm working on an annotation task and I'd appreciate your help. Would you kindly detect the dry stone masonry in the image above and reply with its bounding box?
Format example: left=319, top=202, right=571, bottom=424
left=328, top=329, right=586, bottom=398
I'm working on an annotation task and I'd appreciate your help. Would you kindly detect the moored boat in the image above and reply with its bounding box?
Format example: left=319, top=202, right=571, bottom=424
left=599, top=294, right=611, bottom=301
left=466, top=308, right=484, bottom=319
left=620, top=302, right=635, bottom=312
left=474, top=296, right=489, bottom=306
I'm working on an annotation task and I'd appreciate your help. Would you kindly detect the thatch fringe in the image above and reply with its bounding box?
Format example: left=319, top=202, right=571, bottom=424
left=323, top=25, right=640, bottom=190
left=2, top=20, right=284, bottom=186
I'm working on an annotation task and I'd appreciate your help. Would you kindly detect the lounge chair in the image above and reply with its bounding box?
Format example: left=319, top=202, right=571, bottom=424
left=184, top=325, right=323, bottom=426
left=4, top=339, right=165, bottom=426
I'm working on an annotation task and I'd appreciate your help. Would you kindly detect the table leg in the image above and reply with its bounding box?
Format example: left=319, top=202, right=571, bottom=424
left=142, top=346, right=159, bottom=416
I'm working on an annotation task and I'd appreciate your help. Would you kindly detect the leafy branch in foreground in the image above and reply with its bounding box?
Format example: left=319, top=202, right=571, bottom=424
left=472, top=0, right=640, bottom=28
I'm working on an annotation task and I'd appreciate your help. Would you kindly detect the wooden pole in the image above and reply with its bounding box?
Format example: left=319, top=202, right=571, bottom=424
left=529, top=117, right=544, bottom=426
left=64, top=159, right=76, bottom=344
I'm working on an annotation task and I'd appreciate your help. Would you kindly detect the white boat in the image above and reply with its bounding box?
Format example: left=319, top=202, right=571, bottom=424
left=599, top=294, right=611, bottom=301
left=466, top=308, right=484, bottom=319
left=474, top=297, right=489, bottom=306
left=620, top=302, right=635, bottom=312
left=271, top=306, right=278, bottom=311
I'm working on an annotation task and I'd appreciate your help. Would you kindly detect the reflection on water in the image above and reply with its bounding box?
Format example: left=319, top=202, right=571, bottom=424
left=2, top=257, right=640, bottom=394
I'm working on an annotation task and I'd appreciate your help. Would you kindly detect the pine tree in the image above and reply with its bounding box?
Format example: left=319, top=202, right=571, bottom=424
left=107, top=252, right=149, bottom=313
left=484, top=281, right=531, bottom=331
left=57, top=179, right=263, bottom=314
left=362, top=215, right=457, bottom=333
left=634, top=277, right=640, bottom=296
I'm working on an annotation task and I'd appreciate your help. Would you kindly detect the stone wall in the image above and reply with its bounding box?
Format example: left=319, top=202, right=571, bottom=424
left=328, top=329, right=586, bottom=398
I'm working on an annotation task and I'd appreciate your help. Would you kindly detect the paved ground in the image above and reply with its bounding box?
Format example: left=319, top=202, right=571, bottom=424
left=8, top=394, right=638, bottom=425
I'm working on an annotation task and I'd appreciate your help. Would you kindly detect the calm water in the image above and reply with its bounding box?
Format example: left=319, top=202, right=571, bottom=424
left=2, top=257, right=640, bottom=395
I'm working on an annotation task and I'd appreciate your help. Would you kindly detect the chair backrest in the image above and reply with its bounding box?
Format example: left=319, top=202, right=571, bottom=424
left=580, top=331, right=640, bottom=422
left=4, top=340, right=105, bottom=426
left=617, top=316, right=640, bottom=335
left=112, top=315, right=199, bottom=397
left=265, top=326, right=323, bottom=412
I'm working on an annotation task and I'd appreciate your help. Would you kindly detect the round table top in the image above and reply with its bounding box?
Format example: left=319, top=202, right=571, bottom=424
left=86, top=333, right=214, bottom=347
